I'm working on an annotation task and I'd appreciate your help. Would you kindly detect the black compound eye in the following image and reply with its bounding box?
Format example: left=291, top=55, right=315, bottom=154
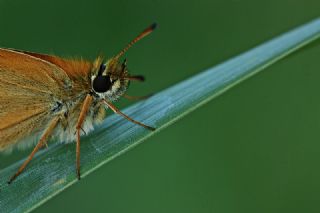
left=92, top=75, right=112, bottom=93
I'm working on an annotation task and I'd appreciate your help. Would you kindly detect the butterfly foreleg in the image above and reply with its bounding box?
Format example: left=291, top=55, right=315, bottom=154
left=75, top=94, right=93, bottom=180
left=8, top=116, right=60, bottom=184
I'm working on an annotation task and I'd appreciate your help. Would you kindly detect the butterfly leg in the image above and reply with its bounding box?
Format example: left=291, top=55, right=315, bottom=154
left=75, top=94, right=93, bottom=180
left=103, top=100, right=155, bottom=131
left=8, top=116, right=60, bottom=184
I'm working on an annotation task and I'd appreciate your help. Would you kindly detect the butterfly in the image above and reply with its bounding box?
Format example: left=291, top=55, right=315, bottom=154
left=0, top=23, right=157, bottom=184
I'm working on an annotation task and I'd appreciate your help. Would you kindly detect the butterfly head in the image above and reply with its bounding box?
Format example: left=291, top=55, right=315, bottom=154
left=91, top=57, right=131, bottom=101
left=90, top=23, right=156, bottom=101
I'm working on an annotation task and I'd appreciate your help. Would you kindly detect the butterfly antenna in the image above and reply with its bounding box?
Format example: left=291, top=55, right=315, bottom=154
left=115, top=23, right=157, bottom=59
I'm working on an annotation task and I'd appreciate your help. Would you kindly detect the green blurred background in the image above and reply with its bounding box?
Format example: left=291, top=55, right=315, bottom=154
left=1, top=0, right=320, bottom=212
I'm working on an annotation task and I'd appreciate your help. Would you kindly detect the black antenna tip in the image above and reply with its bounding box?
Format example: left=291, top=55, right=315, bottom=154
left=135, top=75, right=145, bottom=81
left=150, top=23, right=157, bottom=30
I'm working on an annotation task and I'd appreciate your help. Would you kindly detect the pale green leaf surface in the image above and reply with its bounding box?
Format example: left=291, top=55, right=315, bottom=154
left=1, top=18, right=320, bottom=213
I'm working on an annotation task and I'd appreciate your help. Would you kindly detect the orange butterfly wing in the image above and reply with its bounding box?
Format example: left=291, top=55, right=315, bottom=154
left=12, top=49, right=94, bottom=93
left=0, top=48, right=74, bottom=151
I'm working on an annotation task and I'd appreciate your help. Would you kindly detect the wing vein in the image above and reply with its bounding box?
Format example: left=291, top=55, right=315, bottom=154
left=0, top=109, right=48, bottom=131
left=0, top=78, right=52, bottom=95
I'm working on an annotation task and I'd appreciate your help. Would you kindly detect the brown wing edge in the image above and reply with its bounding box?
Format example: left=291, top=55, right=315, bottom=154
left=6, top=48, right=93, bottom=81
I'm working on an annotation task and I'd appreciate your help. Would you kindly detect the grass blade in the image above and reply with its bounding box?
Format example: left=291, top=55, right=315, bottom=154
left=1, top=18, right=320, bottom=212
